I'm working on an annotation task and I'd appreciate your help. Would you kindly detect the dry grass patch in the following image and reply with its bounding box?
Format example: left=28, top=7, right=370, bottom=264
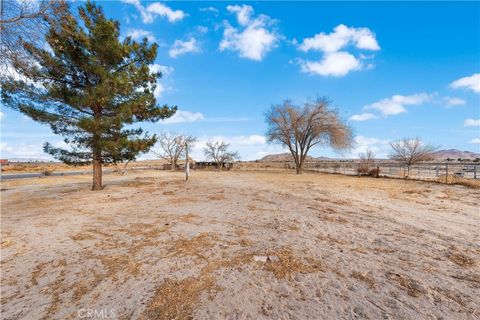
left=351, top=271, right=375, bottom=288
left=447, top=251, right=475, bottom=267
left=167, top=233, right=219, bottom=259
left=262, top=248, right=323, bottom=280
left=386, top=272, right=426, bottom=297
left=143, top=276, right=217, bottom=320
left=99, top=255, right=142, bottom=281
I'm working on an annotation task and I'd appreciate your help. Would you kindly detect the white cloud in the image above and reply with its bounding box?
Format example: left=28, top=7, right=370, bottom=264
left=0, top=111, right=5, bottom=121
left=196, top=26, right=208, bottom=34
left=469, top=138, right=480, bottom=144
left=299, top=51, right=360, bottom=77
left=126, top=28, right=156, bottom=42
left=227, top=4, right=254, bottom=27
left=299, top=24, right=380, bottom=53
left=0, top=142, right=51, bottom=160
left=450, top=73, right=480, bottom=93
left=199, top=7, right=219, bottom=14
left=149, top=64, right=174, bottom=77
left=464, top=119, right=480, bottom=127
left=149, top=64, right=173, bottom=98
left=188, top=134, right=286, bottom=161
left=220, top=5, right=279, bottom=61
left=162, top=110, right=204, bottom=124
left=349, top=113, right=377, bottom=121
left=121, top=0, right=186, bottom=24
left=297, top=24, right=379, bottom=77
left=169, top=37, right=200, bottom=58
left=364, top=93, right=432, bottom=116
left=349, top=135, right=390, bottom=158
left=443, top=96, right=466, bottom=107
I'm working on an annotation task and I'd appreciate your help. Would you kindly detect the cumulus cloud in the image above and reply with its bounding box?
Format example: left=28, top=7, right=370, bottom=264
left=219, top=5, right=279, bottom=61
left=121, top=0, right=186, bottom=23
left=469, top=138, right=480, bottom=144
left=0, top=142, right=52, bottom=160
left=297, top=24, right=379, bottom=77
left=443, top=96, right=466, bottom=107
left=169, top=37, right=201, bottom=58
left=464, top=119, right=480, bottom=127
left=189, top=134, right=286, bottom=161
left=299, top=51, right=360, bottom=77
left=364, top=93, right=432, bottom=116
left=349, top=135, right=390, bottom=158
left=149, top=64, right=174, bottom=98
left=126, top=28, right=156, bottom=42
left=0, top=111, right=5, bottom=120
left=299, top=24, right=380, bottom=53
left=162, top=110, right=204, bottom=124
left=349, top=113, right=377, bottom=121
left=450, top=73, right=480, bottom=93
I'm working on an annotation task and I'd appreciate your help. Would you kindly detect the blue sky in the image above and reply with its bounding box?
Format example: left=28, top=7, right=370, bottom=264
left=1, top=1, right=479, bottom=161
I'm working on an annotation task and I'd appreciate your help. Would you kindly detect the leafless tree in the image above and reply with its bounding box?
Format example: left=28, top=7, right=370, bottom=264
left=155, top=132, right=197, bottom=171
left=358, top=148, right=375, bottom=174
left=389, top=137, right=439, bottom=177
left=265, top=97, right=353, bottom=174
left=203, top=141, right=239, bottom=171
left=0, top=0, right=67, bottom=72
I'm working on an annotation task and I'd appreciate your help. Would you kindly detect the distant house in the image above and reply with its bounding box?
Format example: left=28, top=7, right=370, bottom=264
left=0, top=159, right=9, bottom=166
left=195, top=161, right=234, bottom=170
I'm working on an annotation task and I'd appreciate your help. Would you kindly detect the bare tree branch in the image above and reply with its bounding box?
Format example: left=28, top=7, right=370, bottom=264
left=265, top=97, right=353, bottom=174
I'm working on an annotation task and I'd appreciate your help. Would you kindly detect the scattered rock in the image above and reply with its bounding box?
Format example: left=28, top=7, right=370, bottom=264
left=253, top=255, right=279, bottom=263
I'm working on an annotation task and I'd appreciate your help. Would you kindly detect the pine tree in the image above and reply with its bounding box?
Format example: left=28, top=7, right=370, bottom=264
left=1, top=2, right=177, bottom=190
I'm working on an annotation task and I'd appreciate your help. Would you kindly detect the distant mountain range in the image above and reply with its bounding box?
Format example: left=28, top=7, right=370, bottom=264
left=430, top=149, right=480, bottom=160
left=259, top=153, right=329, bottom=162
left=258, top=149, right=480, bottom=162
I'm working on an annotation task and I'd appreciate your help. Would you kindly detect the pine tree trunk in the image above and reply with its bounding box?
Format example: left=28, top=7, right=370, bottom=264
left=92, top=148, right=103, bottom=191
left=92, top=159, right=102, bottom=190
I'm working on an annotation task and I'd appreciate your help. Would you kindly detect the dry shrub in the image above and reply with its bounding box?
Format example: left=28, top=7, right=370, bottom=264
left=262, top=248, right=323, bottom=280
left=368, top=167, right=380, bottom=177
left=351, top=271, right=375, bottom=288
left=386, top=272, right=426, bottom=297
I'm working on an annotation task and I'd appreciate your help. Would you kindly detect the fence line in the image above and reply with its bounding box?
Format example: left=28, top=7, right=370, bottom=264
left=235, top=161, right=479, bottom=182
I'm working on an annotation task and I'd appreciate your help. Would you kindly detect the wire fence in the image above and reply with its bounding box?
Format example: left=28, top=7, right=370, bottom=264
left=303, top=162, right=479, bottom=181
left=235, top=161, right=479, bottom=183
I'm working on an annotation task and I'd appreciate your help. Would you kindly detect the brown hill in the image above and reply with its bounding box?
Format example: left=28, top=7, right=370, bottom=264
left=259, top=153, right=320, bottom=162
left=431, top=149, right=480, bottom=160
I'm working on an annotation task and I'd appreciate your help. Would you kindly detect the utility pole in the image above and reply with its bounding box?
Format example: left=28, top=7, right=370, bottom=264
left=185, top=142, right=189, bottom=182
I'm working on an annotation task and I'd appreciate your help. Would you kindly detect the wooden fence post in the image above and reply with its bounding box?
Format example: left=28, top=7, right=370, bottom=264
left=445, top=163, right=448, bottom=184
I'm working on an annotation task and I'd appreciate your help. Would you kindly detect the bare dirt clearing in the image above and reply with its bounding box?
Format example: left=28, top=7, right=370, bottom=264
left=1, top=170, right=479, bottom=319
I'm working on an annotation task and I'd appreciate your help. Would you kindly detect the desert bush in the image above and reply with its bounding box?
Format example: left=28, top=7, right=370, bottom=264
left=438, top=175, right=480, bottom=188
left=368, top=167, right=380, bottom=177
left=42, top=170, right=53, bottom=176
left=357, top=166, right=369, bottom=175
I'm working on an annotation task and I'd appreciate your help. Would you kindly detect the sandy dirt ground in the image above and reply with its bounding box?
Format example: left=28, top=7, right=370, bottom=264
left=1, top=170, right=479, bottom=319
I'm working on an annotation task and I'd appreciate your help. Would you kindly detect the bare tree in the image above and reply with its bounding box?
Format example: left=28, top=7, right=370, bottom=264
left=0, top=0, right=67, bottom=72
left=203, top=141, right=239, bottom=171
left=265, top=98, right=353, bottom=174
left=358, top=148, right=375, bottom=175
left=389, top=137, right=439, bottom=177
left=155, top=132, right=197, bottom=171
